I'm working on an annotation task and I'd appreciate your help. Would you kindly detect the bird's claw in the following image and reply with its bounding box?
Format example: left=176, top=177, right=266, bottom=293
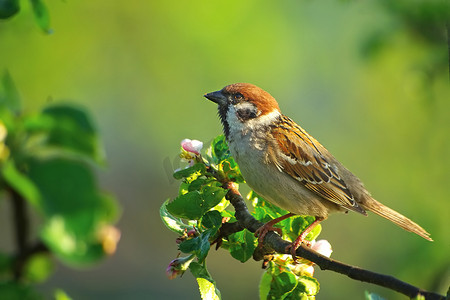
left=285, top=238, right=312, bottom=263
left=255, top=224, right=283, bottom=248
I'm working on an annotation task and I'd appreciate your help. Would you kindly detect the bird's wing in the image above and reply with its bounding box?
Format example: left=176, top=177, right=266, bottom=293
left=267, top=116, right=366, bottom=215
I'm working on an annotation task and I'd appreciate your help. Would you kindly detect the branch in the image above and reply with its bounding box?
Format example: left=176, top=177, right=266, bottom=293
left=222, top=182, right=445, bottom=300
left=9, top=188, right=49, bottom=280
left=10, top=187, right=29, bottom=280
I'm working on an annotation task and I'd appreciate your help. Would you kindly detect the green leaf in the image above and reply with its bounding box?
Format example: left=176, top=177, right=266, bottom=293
left=295, top=276, right=319, bottom=296
left=44, top=104, right=103, bottom=162
left=0, top=71, right=20, bottom=112
left=173, top=163, right=206, bottom=180
left=40, top=215, right=104, bottom=265
left=26, top=104, right=104, bottom=163
left=28, top=158, right=119, bottom=265
left=23, top=253, right=54, bottom=283
left=30, top=0, right=51, bottom=33
left=281, top=216, right=321, bottom=242
left=54, top=289, right=73, bottom=300
left=250, top=191, right=287, bottom=219
left=221, top=157, right=244, bottom=183
left=305, top=224, right=321, bottom=242
left=220, top=210, right=236, bottom=221
left=0, top=281, right=44, bottom=300
left=179, top=230, right=212, bottom=262
left=202, top=210, right=222, bottom=229
left=268, top=271, right=298, bottom=300
left=259, top=270, right=272, bottom=300
left=188, top=177, right=211, bottom=191
left=1, top=160, right=41, bottom=207
left=189, top=262, right=221, bottom=300
left=201, top=186, right=227, bottom=211
left=197, top=278, right=221, bottom=300
left=28, top=158, right=95, bottom=216
left=0, top=0, right=20, bottom=19
left=178, top=236, right=201, bottom=253
left=160, top=200, right=194, bottom=234
left=166, top=191, right=204, bottom=220
left=211, top=135, right=230, bottom=162
left=228, top=229, right=256, bottom=263
left=212, top=197, right=230, bottom=212
left=167, top=186, right=227, bottom=220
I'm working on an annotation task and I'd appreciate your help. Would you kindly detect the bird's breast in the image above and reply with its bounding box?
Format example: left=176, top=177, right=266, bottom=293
left=227, top=132, right=341, bottom=218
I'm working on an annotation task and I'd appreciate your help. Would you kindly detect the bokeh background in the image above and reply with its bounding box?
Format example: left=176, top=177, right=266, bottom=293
left=1, top=0, right=449, bottom=299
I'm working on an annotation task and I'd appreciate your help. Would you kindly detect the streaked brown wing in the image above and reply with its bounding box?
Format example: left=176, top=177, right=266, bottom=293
left=267, top=116, right=365, bottom=214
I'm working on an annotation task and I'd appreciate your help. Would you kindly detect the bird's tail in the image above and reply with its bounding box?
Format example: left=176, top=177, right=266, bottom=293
left=363, top=199, right=433, bottom=241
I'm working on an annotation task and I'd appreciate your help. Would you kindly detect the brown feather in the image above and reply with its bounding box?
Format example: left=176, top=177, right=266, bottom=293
left=362, top=200, right=433, bottom=241
left=268, top=115, right=366, bottom=215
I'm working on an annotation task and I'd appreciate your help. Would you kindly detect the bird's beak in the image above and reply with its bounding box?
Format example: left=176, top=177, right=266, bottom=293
left=204, top=90, right=227, bottom=106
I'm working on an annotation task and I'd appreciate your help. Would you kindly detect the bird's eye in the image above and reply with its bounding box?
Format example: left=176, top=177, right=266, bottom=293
left=233, top=93, right=244, bottom=101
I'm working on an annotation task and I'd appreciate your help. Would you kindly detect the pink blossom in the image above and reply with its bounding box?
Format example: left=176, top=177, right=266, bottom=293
left=166, top=254, right=195, bottom=280
left=181, top=139, right=203, bottom=155
left=311, top=239, right=333, bottom=258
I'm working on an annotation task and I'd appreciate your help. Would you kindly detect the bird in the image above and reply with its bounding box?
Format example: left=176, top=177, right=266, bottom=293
left=204, top=83, right=432, bottom=258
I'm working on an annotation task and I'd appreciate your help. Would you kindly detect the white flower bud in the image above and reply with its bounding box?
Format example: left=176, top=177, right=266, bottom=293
left=311, top=239, right=332, bottom=258
left=181, top=139, right=203, bottom=155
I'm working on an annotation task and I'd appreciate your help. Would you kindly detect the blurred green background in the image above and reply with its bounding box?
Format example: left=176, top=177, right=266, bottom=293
left=1, top=0, right=449, bottom=299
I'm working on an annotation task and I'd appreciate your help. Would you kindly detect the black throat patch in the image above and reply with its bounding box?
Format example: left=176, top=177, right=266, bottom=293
left=217, top=105, right=230, bottom=139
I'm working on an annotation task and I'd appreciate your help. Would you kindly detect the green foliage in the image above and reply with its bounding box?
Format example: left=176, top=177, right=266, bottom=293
left=189, top=262, right=221, bottom=300
left=0, top=0, right=19, bottom=19
left=0, top=72, right=120, bottom=295
left=167, top=185, right=227, bottom=220
left=29, top=0, right=51, bottom=33
left=54, top=289, right=73, bottom=300
left=227, top=229, right=256, bottom=263
left=161, top=135, right=323, bottom=299
left=0, top=0, right=51, bottom=33
left=0, top=281, right=44, bottom=300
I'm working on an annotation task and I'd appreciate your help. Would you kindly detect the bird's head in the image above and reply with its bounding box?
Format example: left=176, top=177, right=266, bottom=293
left=204, top=83, right=281, bottom=138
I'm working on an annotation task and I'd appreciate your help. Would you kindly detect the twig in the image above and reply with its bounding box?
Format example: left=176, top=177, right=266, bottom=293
left=9, top=188, right=48, bottom=280
left=222, top=181, right=446, bottom=300
left=10, top=188, right=29, bottom=280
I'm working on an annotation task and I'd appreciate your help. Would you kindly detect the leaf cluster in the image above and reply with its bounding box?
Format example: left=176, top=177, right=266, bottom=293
left=161, top=135, right=322, bottom=299
left=0, top=72, right=120, bottom=299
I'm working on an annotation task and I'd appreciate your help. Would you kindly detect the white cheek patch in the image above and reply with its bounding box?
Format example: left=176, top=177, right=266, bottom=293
left=227, top=105, right=281, bottom=138
left=246, top=109, right=281, bottom=128
left=235, top=102, right=257, bottom=113
left=226, top=105, right=245, bottom=135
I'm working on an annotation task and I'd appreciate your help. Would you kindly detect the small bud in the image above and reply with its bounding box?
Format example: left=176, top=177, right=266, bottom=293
left=187, top=229, right=198, bottom=237
left=311, top=239, right=332, bottom=258
left=98, top=225, right=121, bottom=255
left=181, top=139, right=203, bottom=156
left=166, top=254, right=195, bottom=280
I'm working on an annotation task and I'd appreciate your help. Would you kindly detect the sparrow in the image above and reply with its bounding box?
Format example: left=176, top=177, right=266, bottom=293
left=204, top=83, right=432, bottom=258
